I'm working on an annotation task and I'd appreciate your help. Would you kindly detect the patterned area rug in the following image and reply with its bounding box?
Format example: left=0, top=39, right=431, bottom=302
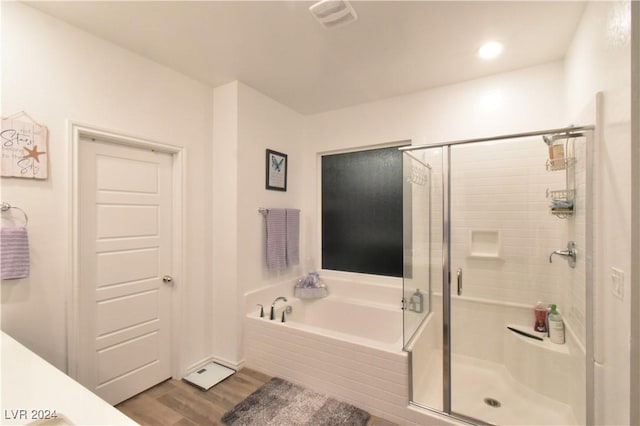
left=221, top=377, right=370, bottom=426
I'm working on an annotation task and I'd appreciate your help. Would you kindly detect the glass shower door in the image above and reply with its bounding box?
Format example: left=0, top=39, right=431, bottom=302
left=402, top=151, right=431, bottom=345
left=448, top=136, right=588, bottom=425
left=402, top=147, right=444, bottom=412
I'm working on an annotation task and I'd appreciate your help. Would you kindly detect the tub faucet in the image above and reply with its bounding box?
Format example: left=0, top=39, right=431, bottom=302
left=270, top=296, right=288, bottom=320
left=549, top=241, right=577, bottom=269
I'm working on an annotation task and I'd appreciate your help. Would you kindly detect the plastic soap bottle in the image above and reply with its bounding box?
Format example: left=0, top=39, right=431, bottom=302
left=411, top=289, right=424, bottom=314
left=534, top=301, right=548, bottom=333
left=548, top=304, right=565, bottom=344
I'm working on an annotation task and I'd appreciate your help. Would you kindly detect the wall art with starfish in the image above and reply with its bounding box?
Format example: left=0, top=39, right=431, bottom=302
left=1, top=112, right=49, bottom=179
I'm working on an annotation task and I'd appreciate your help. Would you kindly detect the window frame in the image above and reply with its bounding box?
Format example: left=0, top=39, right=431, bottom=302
left=317, top=141, right=410, bottom=279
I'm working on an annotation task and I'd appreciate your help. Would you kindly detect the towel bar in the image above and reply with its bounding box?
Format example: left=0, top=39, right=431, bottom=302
left=0, top=202, right=28, bottom=226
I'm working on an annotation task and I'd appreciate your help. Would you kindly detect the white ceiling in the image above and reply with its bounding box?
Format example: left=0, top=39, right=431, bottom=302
left=27, top=1, right=586, bottom=115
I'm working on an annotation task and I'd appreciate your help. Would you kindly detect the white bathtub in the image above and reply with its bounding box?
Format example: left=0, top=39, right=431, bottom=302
left=243, top=275, right=443, bottom=425
left=277, top=298, right=402, bottom=349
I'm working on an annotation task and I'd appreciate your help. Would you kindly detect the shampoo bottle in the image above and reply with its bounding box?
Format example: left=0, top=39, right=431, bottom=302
left=548, top=304, right=565, bottom=344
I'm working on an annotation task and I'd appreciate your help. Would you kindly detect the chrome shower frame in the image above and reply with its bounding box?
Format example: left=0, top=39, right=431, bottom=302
left=401, top=124, right=595, bottom=426
left=400, top=125, right=594, bottom=152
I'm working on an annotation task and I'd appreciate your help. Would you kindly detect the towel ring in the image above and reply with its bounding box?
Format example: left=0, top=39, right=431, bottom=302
left=1, top=202, right=28, bottom=226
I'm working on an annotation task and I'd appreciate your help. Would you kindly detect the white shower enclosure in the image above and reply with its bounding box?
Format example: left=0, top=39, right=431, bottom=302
left=402, top=126, right=593, bottom=425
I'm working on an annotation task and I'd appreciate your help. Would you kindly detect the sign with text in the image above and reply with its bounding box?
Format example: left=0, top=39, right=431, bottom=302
left=1, top=117, right=49, bottom=179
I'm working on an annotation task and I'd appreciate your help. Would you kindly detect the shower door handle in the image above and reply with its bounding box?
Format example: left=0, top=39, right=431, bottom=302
left=457, top=268, right=462, bottom=296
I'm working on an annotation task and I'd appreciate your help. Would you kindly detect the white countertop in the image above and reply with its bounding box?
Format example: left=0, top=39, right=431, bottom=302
left=1, top=332, right=138, bottom=426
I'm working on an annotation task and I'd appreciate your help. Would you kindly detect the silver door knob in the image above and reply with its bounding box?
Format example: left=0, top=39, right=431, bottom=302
left=162, top=275, right=174, bottom=284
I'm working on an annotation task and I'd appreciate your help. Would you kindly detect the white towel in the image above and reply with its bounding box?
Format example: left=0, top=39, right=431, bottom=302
left=286, top=209, right=299, bottom=266
left=266, top=209, right=287, bottom=270
left=1, top=227, right=30, bottom=279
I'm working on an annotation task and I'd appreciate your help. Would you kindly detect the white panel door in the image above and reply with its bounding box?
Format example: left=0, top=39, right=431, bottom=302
left=78, top=139, right=173, bottom=405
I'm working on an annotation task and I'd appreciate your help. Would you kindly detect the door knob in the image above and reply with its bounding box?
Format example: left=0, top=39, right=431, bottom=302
left=162, top=275, right=174, bottom=284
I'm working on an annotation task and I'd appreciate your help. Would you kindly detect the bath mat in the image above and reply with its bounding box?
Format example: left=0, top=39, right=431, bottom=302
left=221, top=377, right=370, bottom=426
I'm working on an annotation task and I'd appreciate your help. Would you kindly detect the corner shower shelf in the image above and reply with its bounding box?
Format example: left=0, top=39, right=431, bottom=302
left=545, top=136, right=576, bottom=219
left=506, top=324, right=570, bottom=355
left=546, top=189, right=575, bottom=218
left=550, top=209, right=574, bottom=219
left=546, top=157, right=576, bottom=171
left=546, top=189, right=575, bottom=200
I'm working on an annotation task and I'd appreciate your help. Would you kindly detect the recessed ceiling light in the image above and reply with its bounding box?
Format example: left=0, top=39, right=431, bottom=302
left=478, top=41, right=503, bottom=60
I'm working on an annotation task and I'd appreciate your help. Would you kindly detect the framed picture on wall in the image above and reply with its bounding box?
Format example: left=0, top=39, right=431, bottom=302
left=266, top=149, right=287, bottom=191
left=1, top=112, right=49, bottom=179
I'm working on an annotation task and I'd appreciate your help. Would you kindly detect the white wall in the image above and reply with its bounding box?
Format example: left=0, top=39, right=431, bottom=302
left=211, top=82, right=241, bottom=367
left=306, top=61, right=565, bottom=154
left=1, top=3, right=213, bottom=373
left=631, top=3, right=640, bottom=423
left=211, top=81, right=306, bottom=366
left=236, top=83, right=307, bottom=294
left=564, top=2, right=633, bottom=425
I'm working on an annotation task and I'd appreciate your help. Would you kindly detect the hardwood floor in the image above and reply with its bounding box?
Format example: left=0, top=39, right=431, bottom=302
left=116, top=368, right=397, bottom=426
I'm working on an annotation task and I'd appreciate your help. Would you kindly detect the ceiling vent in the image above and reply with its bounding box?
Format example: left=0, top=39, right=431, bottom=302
left=309, top=0, right=358, bottom=29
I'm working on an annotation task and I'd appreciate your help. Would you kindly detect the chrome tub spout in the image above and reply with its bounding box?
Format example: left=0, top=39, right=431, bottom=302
left=270, top=296, right=288, bottom=320
left=549, top=241, right=577, bottom=268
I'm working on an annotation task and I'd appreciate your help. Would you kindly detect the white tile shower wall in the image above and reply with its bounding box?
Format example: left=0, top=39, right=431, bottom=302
left=449, top=138, right=571, bottom=310
left=404, top=137, right=586, bottom=337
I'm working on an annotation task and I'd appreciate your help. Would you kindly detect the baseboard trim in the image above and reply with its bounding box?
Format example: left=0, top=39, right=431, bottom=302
left=214, top=356, right=245, bottom=371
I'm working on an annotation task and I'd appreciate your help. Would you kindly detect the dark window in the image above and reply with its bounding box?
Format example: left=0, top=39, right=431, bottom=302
left=321, top=146, right=403, bottom=277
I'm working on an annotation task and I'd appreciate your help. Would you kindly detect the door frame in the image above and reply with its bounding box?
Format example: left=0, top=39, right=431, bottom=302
left=67, top=121, right=186, bottom=383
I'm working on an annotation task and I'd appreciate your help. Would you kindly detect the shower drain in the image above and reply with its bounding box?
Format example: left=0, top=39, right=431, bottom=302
left=483, top=397, right=501, bottom=408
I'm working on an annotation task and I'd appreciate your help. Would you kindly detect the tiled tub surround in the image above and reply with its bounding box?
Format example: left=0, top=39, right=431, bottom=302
left=244, top=274, right=446, bottom=425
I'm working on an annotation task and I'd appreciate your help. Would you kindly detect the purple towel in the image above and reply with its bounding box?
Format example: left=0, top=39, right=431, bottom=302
left=1, top=227, right=30, bottom=279
left=266, top=209, right=287, bottom=270
left=286, top=209, right=299, bottom=266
